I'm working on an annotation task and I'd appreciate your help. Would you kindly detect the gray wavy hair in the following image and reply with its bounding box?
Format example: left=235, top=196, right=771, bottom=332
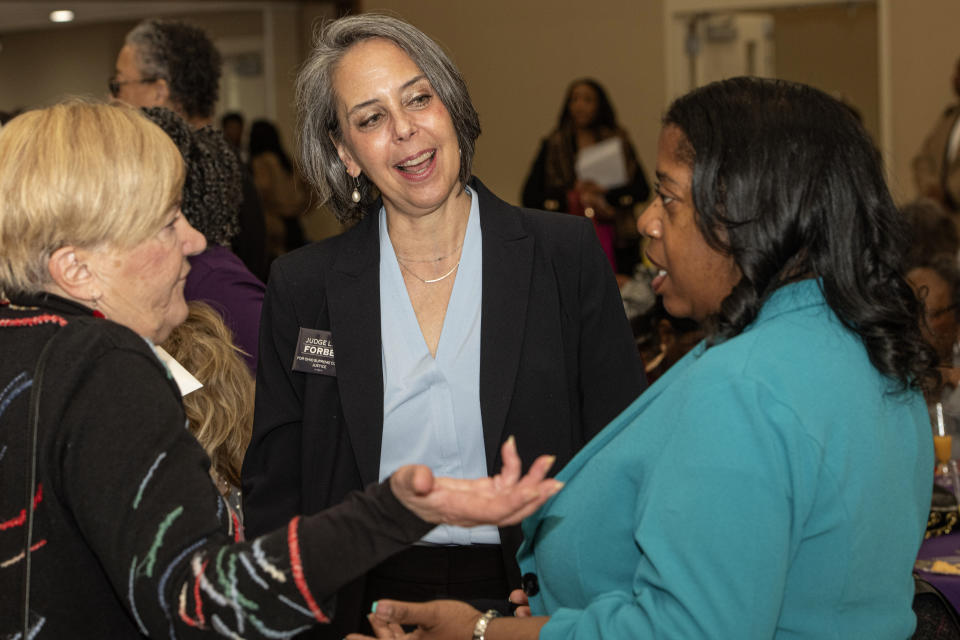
left=125, top=19, right=222, bottom=120
left=296, top=13, right=481, bottom=223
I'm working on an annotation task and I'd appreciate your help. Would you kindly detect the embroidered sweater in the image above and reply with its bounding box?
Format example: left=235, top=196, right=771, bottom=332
left=0, top=293, right=431, bottom=639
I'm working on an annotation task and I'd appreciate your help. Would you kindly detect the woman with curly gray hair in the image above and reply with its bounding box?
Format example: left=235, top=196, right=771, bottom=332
left=112, top=18, right=269, bottom=282
left=141, top=106, right=265, bottom=374
left=242, top=13, right=644, bottom=638
left=113, top=19, right=221, bottom=127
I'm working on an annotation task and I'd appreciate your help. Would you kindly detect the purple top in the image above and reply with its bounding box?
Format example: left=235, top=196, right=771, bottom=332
left=184, top=245, right=265, bottom=374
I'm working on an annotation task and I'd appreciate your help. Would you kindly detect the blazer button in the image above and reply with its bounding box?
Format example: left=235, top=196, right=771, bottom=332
left=522, top=572, right=539, bottom=597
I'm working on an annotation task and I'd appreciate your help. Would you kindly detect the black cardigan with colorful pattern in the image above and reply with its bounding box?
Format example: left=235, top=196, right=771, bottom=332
left=0, top=292, right=430, bottom=638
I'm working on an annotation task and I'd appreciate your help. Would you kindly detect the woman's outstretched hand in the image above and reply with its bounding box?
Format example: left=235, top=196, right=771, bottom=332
left=390, top=436, right=562, bottom=527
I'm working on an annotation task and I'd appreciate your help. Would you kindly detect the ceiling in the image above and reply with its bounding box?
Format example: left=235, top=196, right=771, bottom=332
left=0, top=1, right=274, bottom=34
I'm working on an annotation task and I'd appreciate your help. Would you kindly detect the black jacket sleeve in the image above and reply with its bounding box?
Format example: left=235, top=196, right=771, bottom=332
left=242, top=258, right=309, bottom=538
left=572, top=217, right=646, bottom=439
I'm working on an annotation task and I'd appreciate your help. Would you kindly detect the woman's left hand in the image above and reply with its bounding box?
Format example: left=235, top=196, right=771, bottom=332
left=348, top=600, right=549, bottom=640
left=346, top=600, right=481, bottom=640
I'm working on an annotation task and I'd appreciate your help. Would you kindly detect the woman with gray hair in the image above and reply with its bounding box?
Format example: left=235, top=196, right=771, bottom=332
left=242, top=13, right=644, bottom=638
left=112, top=18, right=222, bottom=127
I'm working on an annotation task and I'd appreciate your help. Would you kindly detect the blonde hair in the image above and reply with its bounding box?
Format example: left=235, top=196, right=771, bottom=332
left=160, top=301, right=253, bottom=488
left=0, top=100, right=184, bottom=295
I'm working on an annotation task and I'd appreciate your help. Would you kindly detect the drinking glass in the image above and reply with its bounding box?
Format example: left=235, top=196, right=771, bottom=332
left=933, top=402, right=957, bottom=479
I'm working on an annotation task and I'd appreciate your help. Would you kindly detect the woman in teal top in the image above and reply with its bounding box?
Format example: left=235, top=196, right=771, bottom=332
left=352, top=78, right=938, bottom=639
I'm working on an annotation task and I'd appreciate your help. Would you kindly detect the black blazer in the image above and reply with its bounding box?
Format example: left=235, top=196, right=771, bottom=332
left=242, top=177, right=645, bottom=636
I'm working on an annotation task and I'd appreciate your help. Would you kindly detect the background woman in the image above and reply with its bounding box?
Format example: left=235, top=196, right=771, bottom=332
left=0, top=101, right=560, bottom=638
left=906, top=256, right=960, bottom=419
left=248, top=118, right=311, bottom=261
left=242, top=14, right=644, bottom=638
left=355, top=77, right=936, bottom=639
left=522, top=78, right=650, bottom=273
left=141, top=105, right=265, bottom=374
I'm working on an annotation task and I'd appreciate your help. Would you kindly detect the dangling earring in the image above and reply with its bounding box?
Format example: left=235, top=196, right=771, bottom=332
left=90, top=293, right=105, bottom=319
left=351, top=175, right=362, bottom=204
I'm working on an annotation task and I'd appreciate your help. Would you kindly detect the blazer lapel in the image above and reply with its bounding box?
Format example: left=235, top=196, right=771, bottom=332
left=326, top=210, right=384, bottom=487
left=475, top=178, right=534, bottom=471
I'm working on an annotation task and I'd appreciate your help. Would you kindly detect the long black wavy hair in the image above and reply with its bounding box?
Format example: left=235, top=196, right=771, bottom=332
left=126, top=19, right=222, bottom=121
left=555, top=78, right=618, bottom=134
left=665, top=76, right=937, bottom=392
left=248, top=119, right=293, bottom=174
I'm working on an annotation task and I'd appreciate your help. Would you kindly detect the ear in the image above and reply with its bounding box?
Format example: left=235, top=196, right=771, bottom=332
left=329, top=131, right=360, bottom=177
left=47, top=246, right=98, bottom=303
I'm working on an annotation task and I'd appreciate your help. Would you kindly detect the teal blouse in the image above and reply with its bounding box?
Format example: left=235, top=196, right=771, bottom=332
left=518, top=280, right=931, bottom=639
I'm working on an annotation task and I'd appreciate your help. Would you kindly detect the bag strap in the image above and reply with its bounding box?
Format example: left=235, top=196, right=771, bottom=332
left=21, top=327, right=64, bottom=638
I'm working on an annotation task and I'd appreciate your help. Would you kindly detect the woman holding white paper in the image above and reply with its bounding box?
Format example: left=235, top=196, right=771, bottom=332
left=522, top=78, right=650, bottom=272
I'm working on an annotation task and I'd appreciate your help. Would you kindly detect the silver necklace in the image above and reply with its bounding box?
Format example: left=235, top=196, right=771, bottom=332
left=398, top=259, right=460, bottom=284
left=394, top=239, right=465, bottom=264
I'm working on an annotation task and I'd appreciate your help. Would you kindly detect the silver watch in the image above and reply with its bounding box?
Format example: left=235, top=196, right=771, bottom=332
left=472, top=608, right=501, bottom=640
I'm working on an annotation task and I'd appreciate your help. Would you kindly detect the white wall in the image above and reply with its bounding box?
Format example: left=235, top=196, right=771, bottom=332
left=885, top=0, right=960, bottom=203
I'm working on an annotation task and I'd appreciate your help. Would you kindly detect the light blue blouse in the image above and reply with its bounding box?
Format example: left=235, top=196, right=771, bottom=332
left=378, top=187, right=498, bottom=545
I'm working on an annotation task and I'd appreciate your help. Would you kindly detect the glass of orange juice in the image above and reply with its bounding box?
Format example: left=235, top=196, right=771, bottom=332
left=933, top=402, right=956, bottom=477
left=936, top=434, right=954, bottom=470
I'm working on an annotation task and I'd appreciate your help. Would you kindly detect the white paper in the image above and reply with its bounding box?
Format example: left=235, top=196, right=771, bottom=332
left=575, top=137, right=628, bottom=189
left=153, top=345, right=204, bottom=397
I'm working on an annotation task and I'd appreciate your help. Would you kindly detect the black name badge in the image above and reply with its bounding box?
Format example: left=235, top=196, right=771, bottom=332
left=292, top=328, right=336, bottom=376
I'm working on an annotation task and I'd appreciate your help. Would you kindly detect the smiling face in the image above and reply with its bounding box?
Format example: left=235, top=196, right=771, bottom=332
left=567, top=83, right=599, bottom=129
left=330, top=38, right=462, bottom=218
left=638, top=125, right=741, bottom=322
left=88, top=208, right=206, bottom=343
